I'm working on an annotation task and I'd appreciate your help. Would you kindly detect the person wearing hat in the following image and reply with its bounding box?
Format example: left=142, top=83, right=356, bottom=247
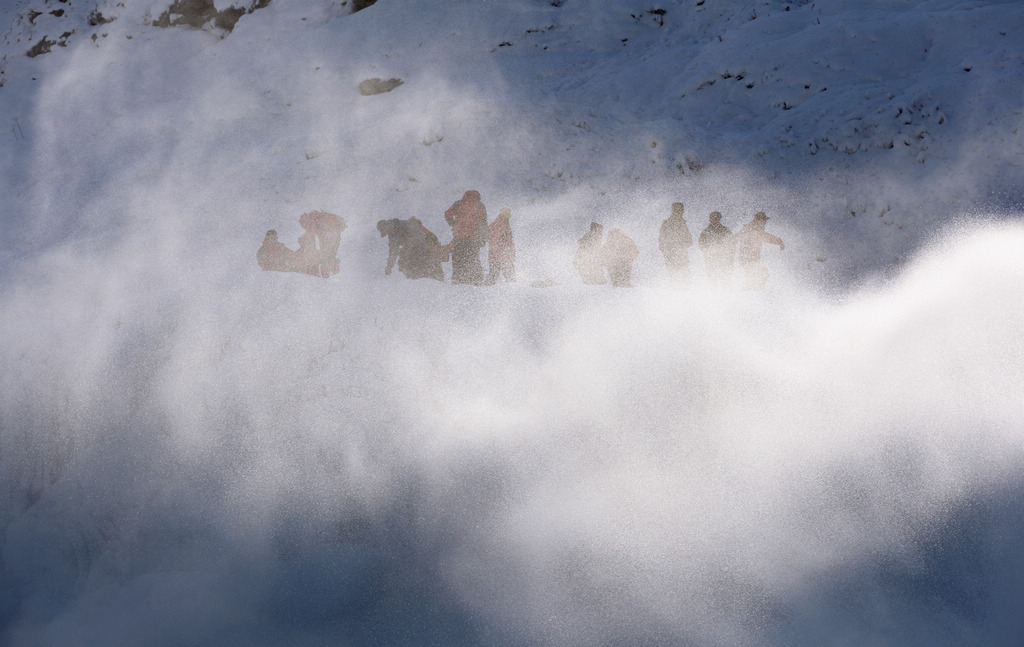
left=574, top=222, right=607, bottom=285
left=485, top=207, right=516, bottom=285
left=658, top=202, right=693, bottom=287
left=698, top=211, right=735, bottom=290
left=735, top=211, right=784, bottom=290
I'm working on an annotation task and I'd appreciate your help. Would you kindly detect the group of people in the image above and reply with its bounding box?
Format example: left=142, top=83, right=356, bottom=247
left=575, top=203, right=784, bottom=290
left=377, top=190, right=517, bottom=286
left=257, top=193, right=785, bottom=291
left=663, top=202, right=785, bottom=290
left=257, top=210, right=347, bottom=278
left=573, top=223, right=640, bottom=287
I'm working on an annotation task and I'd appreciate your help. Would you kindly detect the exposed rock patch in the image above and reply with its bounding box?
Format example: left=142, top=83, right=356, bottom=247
left=152, top=0, right=271, bottom=33
left=358, top=77, right=403, bottom=96
left=88, top=9, right=115, bottom=26
left=26, top=30, right=72, bottom=57
left=352, top=0, right=377, bottom=12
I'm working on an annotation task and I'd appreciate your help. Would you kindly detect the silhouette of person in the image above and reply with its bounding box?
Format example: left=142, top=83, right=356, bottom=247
left=698, top=211, right=735, bottom=290
left=302, top=210, right=347, bottom=277
left=601, top=228, right=640, bottom=287
left=735, top=211, right=784, bottom=290
left=404, top=217, right=447, bottom=281
left=484, top=207, right=516, bottom=285
left=378, top=218, right=447, bottom=280
left=447, top=190, right=488, bottom=285
left=658, top=202, right=693, bottom=287
left=257, top=230, right=295, bottom=272
left=574, top=222, right=606, bottom=285
left=293, top=228, right=324, bottom=277
left=378, top=218, right=407, bottom=276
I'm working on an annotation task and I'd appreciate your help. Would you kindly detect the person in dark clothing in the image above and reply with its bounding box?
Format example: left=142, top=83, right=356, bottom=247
left=424, top=226, right=452, bottom=281
left=698, top=211, right=735, bottom=290
left=658, top=202, right=693, bottom=287
left=377, top=218, right=409, bottom=276
left=446, top=190, right=488, bottom=285
left=574, top=222, right=606, bottom=285
left=378, top=218, right=447, bottom=280
left=404, top=218, right=447, bottom=281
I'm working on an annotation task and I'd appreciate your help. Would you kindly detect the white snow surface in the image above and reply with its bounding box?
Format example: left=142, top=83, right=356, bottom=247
left=2, top=0, right=1024, bottom=645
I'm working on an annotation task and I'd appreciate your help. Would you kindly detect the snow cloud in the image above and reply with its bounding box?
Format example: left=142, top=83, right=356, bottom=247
left=2, top=0, right=1024, bottom=644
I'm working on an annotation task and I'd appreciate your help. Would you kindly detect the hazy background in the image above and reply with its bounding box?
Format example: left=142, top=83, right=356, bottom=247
left=2, top=0, right=1023, bottom=644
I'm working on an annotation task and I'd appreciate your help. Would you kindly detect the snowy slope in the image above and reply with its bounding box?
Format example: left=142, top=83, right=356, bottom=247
left=2, top=1, right=1024, bottom=645
left=1, top=0, right=1022, bottom=275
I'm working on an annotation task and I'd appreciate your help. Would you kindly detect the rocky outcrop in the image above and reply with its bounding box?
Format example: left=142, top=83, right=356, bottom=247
left=152, top=0, right=271, bottom=33
left=358, top=77, right=403, bottom=96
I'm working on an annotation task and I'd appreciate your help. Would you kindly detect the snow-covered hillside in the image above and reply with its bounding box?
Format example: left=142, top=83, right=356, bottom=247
left=2, top=0, right=1023, bottom=276
left=2, top=0, right=1023, bottom=645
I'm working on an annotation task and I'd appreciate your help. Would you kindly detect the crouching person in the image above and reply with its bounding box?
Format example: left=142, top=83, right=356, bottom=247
left=257, top=230, right=295, bottom=272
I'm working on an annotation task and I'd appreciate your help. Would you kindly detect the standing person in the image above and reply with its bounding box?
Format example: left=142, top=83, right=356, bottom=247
left=735, top=211, right=784, bottom=290
left=658, top=202, right=693, bottom=287
left=426, top=226, right=452, bottom=281
left=447, top=190, right=488, bottom=285
left=443, top=196, right=462, bottom=236
left=484, top=207, right=516, bottom=285
left=257, top=230, right=295, bottom=272
left=601, top=228, right=640, bottom=287
left=573, top=222, right=606, bottom=285
left=698, top=211, right=735, bottom=290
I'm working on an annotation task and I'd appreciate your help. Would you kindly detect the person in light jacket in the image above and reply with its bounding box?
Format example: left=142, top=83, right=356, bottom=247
left=484, top=207, right=516, bottom=284
left=735, top=211, right=784, bottom=290
left=601, top=228, right=640, bottom=288
left=574, top=222, right=606, bottom=285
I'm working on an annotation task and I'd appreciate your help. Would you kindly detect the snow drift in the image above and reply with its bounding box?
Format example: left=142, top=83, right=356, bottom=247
left=2, top=0, right=1024, bottom=644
